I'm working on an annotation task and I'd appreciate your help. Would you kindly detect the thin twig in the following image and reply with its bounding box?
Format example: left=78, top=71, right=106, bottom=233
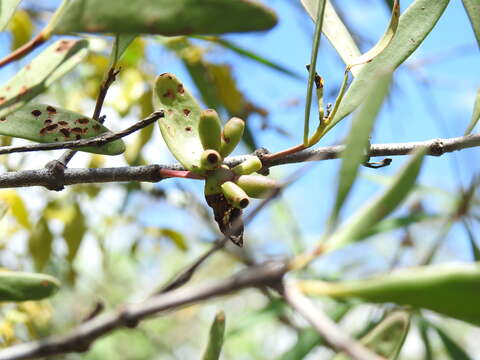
left=283, top=280, right=385, bottom=360
left=0, top=261, right=287, bottom=360
left=1, top=133, right=479, bottom=189
left=0, top=32, right=47, bottom=69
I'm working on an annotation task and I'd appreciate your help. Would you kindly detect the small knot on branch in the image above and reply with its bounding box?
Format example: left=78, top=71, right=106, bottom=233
left=429, top=139, right=445, bottom=156
left=254, top=147, right=270, bottom=175
left=44, top=160, right=66, bottom=191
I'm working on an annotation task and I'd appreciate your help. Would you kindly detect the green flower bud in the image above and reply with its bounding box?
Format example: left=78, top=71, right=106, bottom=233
left=235, top=175, right=280, bottom=198
left=219, top=117, right=245, bottom=157
left=199, top=109, right=222, bottom=151
left=231, top=156, right=262, bottom=175
left=200, top=149, right=222, bottom=171
left=221, top=181, right=250, bottom=209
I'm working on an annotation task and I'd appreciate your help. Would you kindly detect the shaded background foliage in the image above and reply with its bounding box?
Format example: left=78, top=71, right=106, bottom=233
left=0, top=0, right=479, bottom=359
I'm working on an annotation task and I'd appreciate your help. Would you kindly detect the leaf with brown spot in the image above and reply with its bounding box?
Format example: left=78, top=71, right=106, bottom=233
left=0, top=104, right=125, bottom=155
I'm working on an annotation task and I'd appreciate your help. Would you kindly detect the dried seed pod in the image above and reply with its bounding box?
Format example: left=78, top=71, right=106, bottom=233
left=231, top=156, right=262, bottom=175
left=200, top=149, right=222, bottom=170
left=235, top=175, right=280, bottom=198
left=221, top=181, right=250, bottom=209
left=219, top=117, right=245, bottom=157
left=199, top=109, right=222, bottom=151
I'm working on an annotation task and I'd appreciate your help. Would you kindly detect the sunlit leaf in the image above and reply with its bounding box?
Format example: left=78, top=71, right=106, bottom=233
left=53, top=0, right=277, bottom=36
left=202, top=310, right=226, bottom=360
left=301, top=0, right=362, bottom=76
left=0, top=0, right=21, bottom=31
left=300, top=263, right=480, bottom=326
left=63, top=204, right=87, bottom=264
left=110, top=34, right=136, bottom=67
left=325, top=148, right=425, bottom=251
left=0, top=271, right=60, bottom=301
left=0, top=190, right=31, bottom=229
left=0, top=104, right=125, bottom=155
left=152, top=72, right=205, bottom=172
left=462, top=0, right=480, bottom=48
left=28, top=218, right=53, bottom=271
left=326, top=0, right=450, bottom=135
left=464, top=88, right=480, bottom=135
left=333, top=311, right=410, bottom=360
left=7, top=10, right=33, bottom=51
left=145, top=227, right=188, bottom=252
left=0, top=39, right=89, bottom=119
left=429, top=321, right=473, bottom=360
left=330, top=71, right=391, bottom=225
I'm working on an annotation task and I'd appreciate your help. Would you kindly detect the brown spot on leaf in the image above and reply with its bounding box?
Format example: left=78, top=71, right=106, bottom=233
left=185, top=126, right=192, bottom=132
left=0, top=117, right=6, bottom=122
left=45, top=124, right=58, bottom=132
left=55, top=40, right=76, bottom=52
left=54, top=138, right=58, bottom=141
left=44, top=119, right=53, bottom=125
left=25, top=64, right=31, bottom=71
left=92, top=124, right=101, bottom=131
left=76, top=134, right=82, bottom=140
left=82, top=128, right=88, bottom=134
left=31, top=109, right=42, bottom=117
left=183, top=109, right=191, bottom=116
left=71, top=127, right=83, bottom=134
left=76, top=118, right=89, bottom=125
left=58, top=121, right=69, bottom=126
left=60, top=128, right=70, bottom=138
left=177, top=84, right=185, bottom=94
left=19, top=86, right=28, bottom=96
left=0, top=97, right=5, bottom=104
left=46, top=106, right=57, bottom=114
left=163, top=88, right=174, bottom=99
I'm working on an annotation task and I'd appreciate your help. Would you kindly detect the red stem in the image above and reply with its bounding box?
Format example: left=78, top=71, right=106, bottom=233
left=0, top=32, right=47, bottom=69
left=159, top=169, right=205, bottom=180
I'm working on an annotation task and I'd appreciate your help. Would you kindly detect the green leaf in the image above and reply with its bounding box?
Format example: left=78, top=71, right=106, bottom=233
left=196, top=36, right=302, bottom=79
left=152, top=73, right=205, bottom=172
left=417, top=317, right=433, bottom=360
left=301, top=0, right=362, bottom=76
left=110, top=34, right=136, bottom=68
left=202, top=310, right=226, bottom=360
left=0, top=190, right=31, bottom=229
left=300, top=263, right=480, bottom=326
left=0, top=271, right=60, bottom=301
left=28, top=218, right=53, bottom=271
left=464, top=88, right=480, bottom=135
left=0, top=104, right=125, bottom=155
left=462, top=0, right=480, bottom=48
left=325, top=148, right=425, bottom=252
left=326, top=0, right=450, bottom=134
left=0, top=39, right=89, bottom=119
left=347, top=1, right=400, bottom=69
left=430, top=322, right=473, bottom=360
left=63, top=204, right=87, bottom=264
left=53, top=0, right=277, bottom=36
left=330, top=71, right=391, bottom=225
left=145, top=227, right=188, bottom=251
left=463, top=220, right=480, bottom=261
left=333, top=311, right=410, bottom=360
left=0, top=0, right=21, bottom=31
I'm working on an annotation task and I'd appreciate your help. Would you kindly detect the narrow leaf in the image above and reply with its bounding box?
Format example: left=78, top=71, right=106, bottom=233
left=110, top=34, right=136, bottom=68
left=325, top=148, right=425, bottom=251
left=330, top=71, right=391, bottom=225
left=347, top=1, right=400, bottom=69
left=464, top=88, right=480, bottom=135
left=0, top=190, right=31, bottom=229
left=300, top=263, right=480, bottom=326
left=326, top=0, right=450, bottom=134
left=417, top=317, right=433, bottom=360
left=0, top=0, right=21, bottom=31
left=0, top=104, right=125, bottom=155
left=333, top=311, right=410, bottom=360
left=28, top=218, right=53, bottom=271
left=63, top=204, right=86, bottom=264
left=301, top=0, right=362, bottom=76
left=0, top=271, right=60, bottom=301
left=462, top=220, right=480, bottom=261
left=462, top=0, right=480, bottom=48
left=53, top=0, right=277, bottom=36
left=152, top=73, right=204, bottom=172
left=202, top=310, right=226, bottom=360
left=431, top=322, right=473, bottom=360
left=0, top=39, right=89, bottom=119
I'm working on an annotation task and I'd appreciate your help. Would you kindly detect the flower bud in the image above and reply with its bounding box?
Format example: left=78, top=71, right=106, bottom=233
left=235, top=175, right=280, bottom=198
left=219, top=117, right=245, bottom=157
left=200, top=149, right=222, bottom=170
left=221, top=181, right=250, bottom=209
left=199, top=109, right=222, bottom=151
left=231, top=156, right=262, bottom=175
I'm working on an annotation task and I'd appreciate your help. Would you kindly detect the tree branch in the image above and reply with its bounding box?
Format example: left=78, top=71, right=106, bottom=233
left=283, top=280, right=384, bottom=360
left=0, top=133, right=478, bottom=189
left=0, top=261, right=287, bottom=360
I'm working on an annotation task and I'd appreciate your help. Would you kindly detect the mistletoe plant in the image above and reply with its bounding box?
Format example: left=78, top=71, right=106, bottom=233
left=153, top=73, right=279, bottom=246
